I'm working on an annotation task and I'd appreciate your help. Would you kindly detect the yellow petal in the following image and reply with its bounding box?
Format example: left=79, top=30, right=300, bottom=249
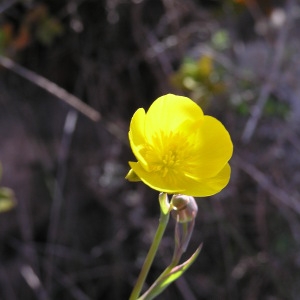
left=185, top=115, right=233, bottom=179
left=182, top=163, right=231, bottom=197
left=128, top=162, right=231, bottom=197
left=128, top=108, right=148, bottom=166
left=129, top=108, right=145, bottom=147
left=144, top=94, right=204, bottom=142
left=129, top=161, right=186, bottom=194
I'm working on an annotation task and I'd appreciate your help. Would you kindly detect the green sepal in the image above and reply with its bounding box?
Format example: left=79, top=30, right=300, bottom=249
left=140, top=244, right=202, bottom=300
left=125, top=169, right=141, bottom=182
left=158, top=193, right=170, bottom=216
left=0, top=187, right=16, bottom=213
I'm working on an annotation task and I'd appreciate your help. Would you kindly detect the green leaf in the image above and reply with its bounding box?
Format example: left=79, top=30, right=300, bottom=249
left=0, top=187, right=16, bottom=213
left=140, top=244, right=202, bottom=300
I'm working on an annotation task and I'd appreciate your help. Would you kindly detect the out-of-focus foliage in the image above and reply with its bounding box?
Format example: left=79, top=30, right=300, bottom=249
left=171, top=55, right=226, bottom=108
left=0, top=162, right=16, bottom=213
left=0, top=187, right=16, bottom=213
left=0, top=4, right=63, bottom=55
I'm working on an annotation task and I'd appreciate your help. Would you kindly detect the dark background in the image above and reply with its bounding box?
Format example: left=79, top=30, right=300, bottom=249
left=0, top=0, right=300, bottom=299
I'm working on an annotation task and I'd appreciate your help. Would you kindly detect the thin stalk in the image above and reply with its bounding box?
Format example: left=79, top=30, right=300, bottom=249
left=138, top=259, right=179, bottom=300
left=139, top=219, right=195, bottom=300
left=129, top=210, right=170, bottom=300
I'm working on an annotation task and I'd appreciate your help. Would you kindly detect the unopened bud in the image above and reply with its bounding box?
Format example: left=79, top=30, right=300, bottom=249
left=171, top=194, right=198, bottom=223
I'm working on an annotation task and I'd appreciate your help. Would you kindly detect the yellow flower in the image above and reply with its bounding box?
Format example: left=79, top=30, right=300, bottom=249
left=126, top=94, right=233, bottom=197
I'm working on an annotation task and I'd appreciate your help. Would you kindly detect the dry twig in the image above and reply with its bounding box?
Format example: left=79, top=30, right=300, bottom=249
left=234, top=155, right=300, bottom=215
left=0, top=0, right=18, bottom=14
left=0, top=55, right=101, bottom=122
left=241, top=0, right=295, bottom=143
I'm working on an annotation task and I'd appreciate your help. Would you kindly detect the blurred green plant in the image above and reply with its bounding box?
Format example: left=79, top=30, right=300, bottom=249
left=0, top=162, right=16, bottom=213
left=264, top=96, right=290, bottom=118
left=171, top=29, right=289, bottom=120
left=231, top=92, right=289, bottom=118
left=211, top=29, right=230, bottom=51
left=34, top=5, right=64, bottom=46
left=0, top=4, right=64, bottom=56
left=170, top=55, right=226, bottom=109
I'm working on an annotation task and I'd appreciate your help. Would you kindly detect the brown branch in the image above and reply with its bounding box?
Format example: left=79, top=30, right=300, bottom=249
left=234, top=155, right=300, bottom=215
left=241, top=0, right=295, bottom=143
left=0, top=55, right=101, bottom=122
left=0, top=0, right=18, bottom=14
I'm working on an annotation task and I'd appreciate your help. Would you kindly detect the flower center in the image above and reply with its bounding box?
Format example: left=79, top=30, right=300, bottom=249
left=160, top=149, right=180, bottom=176
left=142, top=130, right=194, bottom=179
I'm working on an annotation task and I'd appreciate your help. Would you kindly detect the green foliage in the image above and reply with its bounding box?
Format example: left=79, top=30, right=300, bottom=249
left=0, top=187, right=16, bottom=213
left=264, top=96, right=290, bottom=118
left=35, top=12, right=64, bottom=46
left=211, top=29, right=230, bottom=51
left=0, top=4, right=64, bottom=56
left=170, top=55, right=226, bottom=108
left=232, top=94, right=290, bottom=118
left=0, top=162, right=16, bottom=213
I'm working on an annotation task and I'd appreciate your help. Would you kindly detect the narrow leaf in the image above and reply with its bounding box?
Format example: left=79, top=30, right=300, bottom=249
left=140, top=244, right=202, bottom=300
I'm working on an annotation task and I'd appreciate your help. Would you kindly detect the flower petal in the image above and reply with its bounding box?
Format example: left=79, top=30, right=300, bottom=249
left=129, top=161, right=186, bottom=194
left=128, top=162, right=231, bottom=197
left=144, top=94, right=204, bottom=141
left=185, top=115, right=233, bottom=179
left=182, top=163, right=231, bottom=197
left=128, top=108, right=148, bottom=165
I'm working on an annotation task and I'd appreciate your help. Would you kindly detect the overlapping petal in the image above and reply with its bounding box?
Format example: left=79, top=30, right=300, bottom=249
left=144, top=94, right=204, bottom=142
left=183, top=115, right=233, bottom=180
left=128, top=162, right=231, bottom=197
left=128, top=108, right=147, bottom=168
left=181, top=163, right=231, bottom=197
left=129, top=161, right=185, bottom=194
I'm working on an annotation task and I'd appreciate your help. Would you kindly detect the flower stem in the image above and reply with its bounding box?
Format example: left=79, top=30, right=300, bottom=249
left=129, top=208, right=170, bottom=300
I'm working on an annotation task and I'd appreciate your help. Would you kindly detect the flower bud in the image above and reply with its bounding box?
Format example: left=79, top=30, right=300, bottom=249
left=171, top=194, right=198, bottom=223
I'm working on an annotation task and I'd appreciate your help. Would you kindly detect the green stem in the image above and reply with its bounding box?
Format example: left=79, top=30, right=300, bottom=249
left=129, top=209, right=170, bottom=300
left=138, top=250, right=180, bottom=300
left=138, top=220, right=193, bottom=300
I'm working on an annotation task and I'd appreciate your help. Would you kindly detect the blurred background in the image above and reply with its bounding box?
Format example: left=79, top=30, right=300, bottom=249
left=0, top=0, right=300, bottom=299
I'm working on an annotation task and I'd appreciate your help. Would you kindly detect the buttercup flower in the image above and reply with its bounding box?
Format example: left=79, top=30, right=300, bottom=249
left=126, top=94, right=233, bottom=197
